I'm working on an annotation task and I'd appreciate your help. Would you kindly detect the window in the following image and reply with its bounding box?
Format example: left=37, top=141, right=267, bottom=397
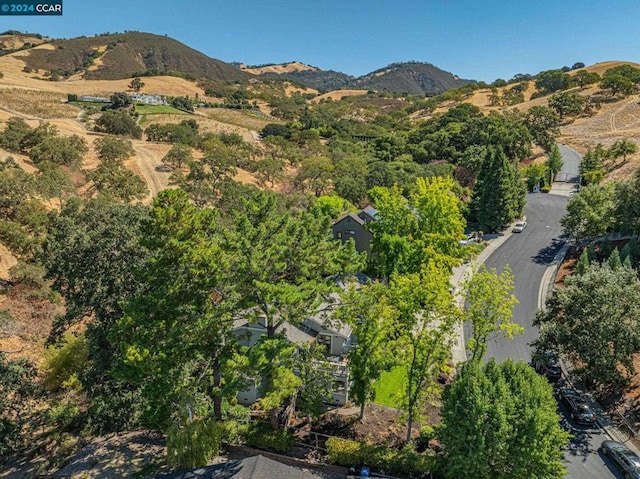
left=336, top=231, right=342, bottom=239
left=345, top=230, right=356, bottom=235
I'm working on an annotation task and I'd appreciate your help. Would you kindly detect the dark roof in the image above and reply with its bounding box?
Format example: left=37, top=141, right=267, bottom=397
left=333, top=212, right=365, bottom=227
left=156, top=455, right=323, bottom=479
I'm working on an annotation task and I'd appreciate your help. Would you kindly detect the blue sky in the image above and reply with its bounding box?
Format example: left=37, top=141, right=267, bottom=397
left=2, top=0, right=639, bottom=82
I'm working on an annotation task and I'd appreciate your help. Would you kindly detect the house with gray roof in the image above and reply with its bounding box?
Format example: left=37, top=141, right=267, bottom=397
left=232, top=274, right=370, bottom=407
left=156, top=454, right=325, bottom=479
left=332, top=206, right=379, bottom=253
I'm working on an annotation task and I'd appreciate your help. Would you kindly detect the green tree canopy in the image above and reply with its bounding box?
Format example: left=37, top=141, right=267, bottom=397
left=114, top=189, right=242, bottom=427
left=335, top=281, right=397, bottom=420
left=463, top=265, right=521, bottom=361
left=128, top=77, right=145, bottom=93
left=470, top=147, right=525, bottom=232
left=547, top=91, right=585, bottom=120
left=29, top=134, right=88, bottom=169
left=560, top=183, right=615, bottom=241
left=525, top=106, right=560, bottom=151
left=95, top=110, right=142, bottom=138
left=535, top=263, right=640, bottom=388
left=609, top=139, right=638, bottom=165
left=390, top=261, right=459, bottom=442
left=94, top=136, right=134, bottom=163
left=535, top=69, right=572, bottom=94
left=223, top=191, right=362, bottom=425
left=368, top=176, right=466, bottom=278
left=438, top=359, right=569, bottom=479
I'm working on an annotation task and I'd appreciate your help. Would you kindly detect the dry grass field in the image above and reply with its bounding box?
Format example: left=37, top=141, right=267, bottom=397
left=201, top=108, right=274, bottom=132
left=0, top=34, right=48, bottom=51
left=139, top=112, right=261, bottom=142
left=312, top=89, right=367, bottom=102
left=0, top=87, right=78, bottom=118
left=241, top=61, right=318, bottom=75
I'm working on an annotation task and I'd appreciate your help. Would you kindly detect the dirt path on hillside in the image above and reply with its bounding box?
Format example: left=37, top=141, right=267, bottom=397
left=610, top=94, right=640, bottom=132
left=131, top=141, right=172, bottom=202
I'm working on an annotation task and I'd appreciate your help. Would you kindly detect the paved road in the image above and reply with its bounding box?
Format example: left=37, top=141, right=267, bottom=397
left=467, top=145, right=619, bottom=478
left=480, top=192, right=567, bottom=362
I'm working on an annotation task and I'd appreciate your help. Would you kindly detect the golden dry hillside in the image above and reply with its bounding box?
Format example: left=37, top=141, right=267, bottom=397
left=0, top=45, right=266, bottom=214
left=574, top=61, right=640, bottom=77
left=241, top=61, right=318, bottom=75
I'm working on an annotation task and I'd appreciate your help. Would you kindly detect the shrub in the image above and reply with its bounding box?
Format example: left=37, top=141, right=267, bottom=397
left=85, top=380, right=143, bottom=435
left=220, top=419, right=249, bottom=445
left=46, top=399, right=82, bottom=429
left=416, top=425, right=436, bottom=451
left=326, top=437, right=436, bottom=477
left=0, top=222, right=41, bottom=259
left=244, top=422, right=295, bottom=453
left=166, top=419, right=222, bottom=469
left=0, top=310, right=15, bottom=337
left=44, top=333, right=89, bottom=391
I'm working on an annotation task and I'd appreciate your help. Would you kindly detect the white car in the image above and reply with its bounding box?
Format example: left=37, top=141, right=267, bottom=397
left=513, top=221, right=527, bottom=233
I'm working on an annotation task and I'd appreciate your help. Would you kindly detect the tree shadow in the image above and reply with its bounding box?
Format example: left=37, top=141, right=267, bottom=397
left=531, top=241, right=563, bottom=265
left=563, top=416, right=602, bottom=460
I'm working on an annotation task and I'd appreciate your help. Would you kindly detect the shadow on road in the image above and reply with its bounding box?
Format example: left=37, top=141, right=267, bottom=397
left=531, top=241, right=563, bottom=265
left=564, top=417, right=602, bottom=460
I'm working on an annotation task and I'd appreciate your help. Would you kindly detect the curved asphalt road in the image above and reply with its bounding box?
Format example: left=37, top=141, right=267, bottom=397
left=469, top=146, right=621, bottom=479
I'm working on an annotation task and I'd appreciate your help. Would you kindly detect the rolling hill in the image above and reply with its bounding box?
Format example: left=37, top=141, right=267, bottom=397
left=242, top=60, right=472, bottom=95
left=354, top=62, right=472, bottom=95
left=18, top=31, right=253, bottom=82
left=240, top=61, right=356, bottom=93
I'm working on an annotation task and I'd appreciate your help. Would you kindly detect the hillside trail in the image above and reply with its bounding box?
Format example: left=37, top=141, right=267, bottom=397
left=131, top=140, right=172, bottom=202
left=610, top=94, right=640, bottom=132
left=0, top=99, right=176, bottom=200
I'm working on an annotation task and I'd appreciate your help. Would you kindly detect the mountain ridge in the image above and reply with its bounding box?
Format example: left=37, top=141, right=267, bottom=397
left=9, top=31, right=471, bottom=95
left=239, top=60, right=472, bottom=95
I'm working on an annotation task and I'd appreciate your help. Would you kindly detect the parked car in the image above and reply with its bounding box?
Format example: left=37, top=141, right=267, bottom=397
left=532, top=350, right=562, bottom=381
left=600, top=440, right=640, bottom=479
left=458, top=231, right=483, bottom=246
left=556, top=387, right=597, bottom=425
left=512, top=221, right=527, bottom=233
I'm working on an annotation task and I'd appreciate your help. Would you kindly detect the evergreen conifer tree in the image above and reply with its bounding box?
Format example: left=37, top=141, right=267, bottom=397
left=575, top=249, right=590, bottom=275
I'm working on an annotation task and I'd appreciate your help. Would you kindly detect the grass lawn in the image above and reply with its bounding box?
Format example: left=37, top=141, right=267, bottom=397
left=134, top=104, right=188, bottom=115
left=373, top=365, right=406, bottom=408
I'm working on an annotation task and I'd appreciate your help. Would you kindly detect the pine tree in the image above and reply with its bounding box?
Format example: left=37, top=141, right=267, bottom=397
left=575, top=249, right=590, bottom=275
left=608, top=248, right=622, bottom=270
left=620, top=243, right=632, bottom=264
left=471, top=147, right=524, bottom=232
left=546, top=144, right=564, bottom=182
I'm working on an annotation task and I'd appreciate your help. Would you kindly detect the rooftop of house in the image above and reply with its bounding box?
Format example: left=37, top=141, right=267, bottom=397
left=155, top=454, right=324, bottom=479
left=233, top=317, right=317, bottom=344
left=360, top=205, right=380, bottom=221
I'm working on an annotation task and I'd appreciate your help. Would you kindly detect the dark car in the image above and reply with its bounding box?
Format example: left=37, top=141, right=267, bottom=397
left=533, top=350, right=562, bottom=381
left=600, top=440, right=640, bottom=479
left=556, top=388, right=597, bottom=425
